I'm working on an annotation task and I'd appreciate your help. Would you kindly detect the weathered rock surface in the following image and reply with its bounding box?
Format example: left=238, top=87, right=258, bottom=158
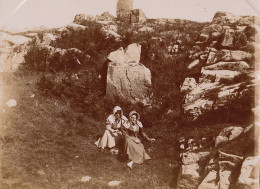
left=177, top=152, right=211, bottom=189
left=180, top=78, right=197, bottom=93
left=73, top=12, right=115, bottom=25
left=0, top=32, right=31, bottom=45
left=178, top=150, right=246, bottom=189
left=73, top=14, right=88, bottom=24
left=42, top=33, right=56, bottom=45
left=218, top=50, right=253, bottom=62
left=106, top=44, right=152, bottom=105
left=181, top=11, right=257, bottom=120
left=130, top=9, right=146, bottom=23
left=198, top=170, right=218, bottom=189
left=203, top=61, right=250, bottom=71
left=198, top=24, right=223, bottom=43
left=212, top=11, right=259, bottom=25
left=138, top=26, right=154, bottom=33
left=100, top=12, right=115, bottom=21
left=0, top=32, right=31, bottom=72
left=107, top=47, right=126, bottom=64
left=188, top=59, right=200, bottom=69
left=215, top=127, right=244, bottom=146
left=101, top=25, right=121, bottom=41
left=236, top=156, right=260, bottom=189
left=218, top=170, right=232, bottom=189
left=219, top=151, right=244, bottom=164
left=177, top=163, right=200, bottom=189
left=221, top=28, right=235, bottom=48
left=125, top=43, right=141, bottom=63
left=66, top=23, right=86, bottom=31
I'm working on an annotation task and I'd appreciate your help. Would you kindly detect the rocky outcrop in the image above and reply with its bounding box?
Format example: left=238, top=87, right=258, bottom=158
left=73, top=14, right=88, bottom=24
left=100, top=12, right=115, bottom=21
left=176, top=123, right=257, bottom=188
left=73, top=12, right=115, bottom=25
left=181, top=12, right=258, bottom=120
left=236, top=156, right=260, bottom=189
left=198, top=170, right=218, bottom=189
left=106, top=44, right=152, bottom=105
left=177, top=152, right=211, bottom=189
left=66, top=23, right=86, bottom=31
left=138, top=26, right=154, bottom=33
left=42, top=33, right=56, bottom=46
left=101, top=25, right=121, bottom=41
left=212, top=11, right=260, bottom=26
left=177, top=150, right=246, bottom=189
left=0, top=32, right=31, bottom=72
left=180, top=78, right=197, bottom=93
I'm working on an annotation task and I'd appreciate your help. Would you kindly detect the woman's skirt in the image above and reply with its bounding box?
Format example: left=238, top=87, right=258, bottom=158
left=124, top=136, right=151, bottom=164
left=95, top=130, right=122, bottom=149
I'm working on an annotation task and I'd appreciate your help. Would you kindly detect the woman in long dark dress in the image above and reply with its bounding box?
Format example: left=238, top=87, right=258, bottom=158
left=122, top=110, right=155, bottom=168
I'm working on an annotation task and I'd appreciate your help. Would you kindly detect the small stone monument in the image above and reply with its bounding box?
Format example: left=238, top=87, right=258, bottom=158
left=116, top=0, right=133, bottom=21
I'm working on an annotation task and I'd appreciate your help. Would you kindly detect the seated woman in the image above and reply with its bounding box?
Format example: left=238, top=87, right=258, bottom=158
left=95, top=106, right=128, bottom=150
left=122, top=110, right=155, bottom=168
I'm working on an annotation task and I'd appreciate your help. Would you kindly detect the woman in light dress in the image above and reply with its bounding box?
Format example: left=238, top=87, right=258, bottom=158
left=95, top=106, right=128, bottom=149
left=122, top=110, right=155, bottom=168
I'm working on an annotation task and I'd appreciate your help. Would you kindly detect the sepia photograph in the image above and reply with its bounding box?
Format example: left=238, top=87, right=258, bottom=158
left=0, top=0, right=259, bottom=188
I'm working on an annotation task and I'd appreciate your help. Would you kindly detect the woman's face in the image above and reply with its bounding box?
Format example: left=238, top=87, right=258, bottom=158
left=115, top=112, right=121, bottom=120
left=130, top=115, right=137, bottom=124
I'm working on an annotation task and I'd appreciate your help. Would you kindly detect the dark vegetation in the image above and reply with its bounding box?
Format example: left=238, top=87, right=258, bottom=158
left=22, top=20, right=207, bottom=124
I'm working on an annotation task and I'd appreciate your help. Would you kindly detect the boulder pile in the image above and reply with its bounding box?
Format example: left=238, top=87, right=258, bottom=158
left=181, top=11, right=259, bottom=120
left=176, top=123, right=257, bottom=189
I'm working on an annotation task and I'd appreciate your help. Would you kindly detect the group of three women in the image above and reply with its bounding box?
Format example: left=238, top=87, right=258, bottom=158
left=95, top=106, right=155, bottom=168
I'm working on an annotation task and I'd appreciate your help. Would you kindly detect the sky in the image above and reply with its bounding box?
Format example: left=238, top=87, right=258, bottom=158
left=0, top=0, right=260, bottom=29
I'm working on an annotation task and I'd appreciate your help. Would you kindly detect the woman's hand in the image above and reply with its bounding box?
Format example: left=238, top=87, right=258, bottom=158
left=150, top=138, right=156, bottom=142
left=134, top=138, right=141, bottom=144
left=112, top=129, right=119, bottom=136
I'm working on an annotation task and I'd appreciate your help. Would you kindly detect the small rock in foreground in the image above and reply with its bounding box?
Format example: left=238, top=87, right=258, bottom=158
left=6, top=99, right=17, bottom=107
left=108, top=181, right=121, bottom=187
left=81, top=176, right=91, bottom=182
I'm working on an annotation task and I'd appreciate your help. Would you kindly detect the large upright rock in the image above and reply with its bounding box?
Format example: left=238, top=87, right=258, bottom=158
left=106, top=44, right=152, bottom=105
left=116, top=0, right=133, bottom=21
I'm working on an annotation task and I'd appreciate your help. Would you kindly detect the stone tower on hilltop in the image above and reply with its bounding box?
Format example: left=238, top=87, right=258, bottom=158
left=116, top=0, right=133, bottom=21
